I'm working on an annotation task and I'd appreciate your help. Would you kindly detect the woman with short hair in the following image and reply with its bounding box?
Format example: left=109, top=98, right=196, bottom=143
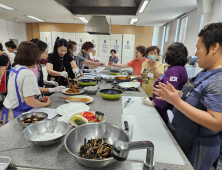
left=2, top=41, right=51, bottom=124
left=142, top=42, right=188, bottom=124
left=78, top=41, right=94, bottom=69
left=109, top=49, right=119, bottom=64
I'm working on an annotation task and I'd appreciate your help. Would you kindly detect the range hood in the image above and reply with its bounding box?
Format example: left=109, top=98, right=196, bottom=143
left=55, top=0, right=143, bottom=15
left=85, top=16, right=110, bottom=35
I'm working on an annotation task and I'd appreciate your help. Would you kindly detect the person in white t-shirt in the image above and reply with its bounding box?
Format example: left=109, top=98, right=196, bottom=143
left=5, top=40, right=17, bottom=65
left=90, top=49, right=99, bottom=62
left=2, top=41, right=51, bottom=124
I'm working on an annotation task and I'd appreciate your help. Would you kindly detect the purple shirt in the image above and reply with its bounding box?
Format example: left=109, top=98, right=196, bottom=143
left=153, top=66, right=188, bottom=123
left=109, top=56, right=119, bottom=64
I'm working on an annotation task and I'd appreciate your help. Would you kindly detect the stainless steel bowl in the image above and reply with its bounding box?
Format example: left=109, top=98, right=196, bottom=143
left=64, top=123, right=129, bottom=168
left=104, top=77, right=116, bottom=83
left=95, top=76, right=101, bottom=81
left=23, top=120, right=70, bottom=147
left=84, top=86, right=100, bottom=95
left=17, top=112, right=48, bottom=128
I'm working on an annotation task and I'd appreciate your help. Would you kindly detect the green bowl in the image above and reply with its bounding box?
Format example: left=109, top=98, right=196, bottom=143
left=79, top=81, right=97, bottom=86
left=109, top=72, right=120, bottom=75
left=99, top=92, right=122, bottom=100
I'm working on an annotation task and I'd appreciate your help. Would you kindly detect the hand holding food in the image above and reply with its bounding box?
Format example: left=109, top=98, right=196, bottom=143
left=60, top=71, right=68, bottom=78
left=49, top=86, right=66, bottom=93
left=141, top=96, right=154, bottom=107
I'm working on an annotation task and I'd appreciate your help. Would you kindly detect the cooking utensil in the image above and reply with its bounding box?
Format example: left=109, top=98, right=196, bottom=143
left=104, top=76, right=116, bottom=83
left=64, top=67, right=71, bottom=87
left=64, top=123, right=130, bottom=168
left=17, top=112, right=48, bottom=128
left=23, top=120, right=70, bottom=147
left=123, top=98, right=131, bottom=108
left=95, top=111, right=105, bottom=121
left=84, top=86, right=100, bottom=95
left=109, top=70, right=121, bottom=75
left=99, top=89, right=123, bottom=100
left=69, top=111, right=106, bottom=127
left=78, top=79, right=97, bottom=86
left=83, top=69, right=92, bottom=73
left=124, top=121, right=129, bottom=131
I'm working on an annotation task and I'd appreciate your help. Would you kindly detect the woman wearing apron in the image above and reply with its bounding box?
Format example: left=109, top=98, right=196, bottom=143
left=2, top=42, right=51, bottom=124
left=153, top=23, right=222, bottom=170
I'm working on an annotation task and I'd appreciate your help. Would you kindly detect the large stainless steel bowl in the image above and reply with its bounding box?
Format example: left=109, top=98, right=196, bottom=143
left=17, top=112, right=48, bottom=128
left=64, top=123, right=129, bottom=168
left=23, top=120, right=70, bottom=147
left=104, top=76, right=116, bottom=83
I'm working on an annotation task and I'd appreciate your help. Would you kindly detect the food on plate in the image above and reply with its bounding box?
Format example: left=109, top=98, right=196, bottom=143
left=117, top=77, right=127, bottom=80
left=66, top=96, right=90, bottom=102
left=20, top=115, right=45, bottom=123
left=71, top=111, right=105, bottom=126
left=77, top=138, right=113, bottom=160
left=65, top=85, right=81, bottom=94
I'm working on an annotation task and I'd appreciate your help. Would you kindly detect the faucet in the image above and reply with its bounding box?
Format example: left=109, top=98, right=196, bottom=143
left=112, top=141, right=155, bottom=170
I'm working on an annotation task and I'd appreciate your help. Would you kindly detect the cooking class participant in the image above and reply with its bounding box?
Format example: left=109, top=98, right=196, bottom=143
left=142, top=42, right=188, bottom=124
left=108, top=49, right=119, bottom=64
left=78, top=41, right=94, bottom=69
left=109, top=46, right=148, bottom=79
left=153, top=23, right=222, bottom=170
left=30, top=38, right=65, bottom=94
left=46, top=37, right=83, bottom=86
left=5, top=40, right=17, bottom=66
left=68, top=41, right=103, bottom=71
left=2, top=42, right=51, bottom=124
left=140, top=46, right=164, bottom=100
left=0, top=43, right=11, bottom=96
left=90, top=49, right=99, bottom=62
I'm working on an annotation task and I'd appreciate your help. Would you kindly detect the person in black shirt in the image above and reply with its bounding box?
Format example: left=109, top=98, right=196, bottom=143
left=46, top=37, right=83, bottom=86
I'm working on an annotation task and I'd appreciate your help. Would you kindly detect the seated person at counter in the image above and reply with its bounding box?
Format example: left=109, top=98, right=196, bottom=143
left=109, top=49, right=119, bottom=64
left=142, top=42, right=188, bottom=124
left=153, top=23, right=222, bottom=170
left=5, top=40, right=17, bottom=66
left=139, top=46, right=164, bottom=99
left=78, top=41, right=94, bottom=70
left=90, top=49, right=99, bottom=62
left=46, top=37, right=83, bottom=86
left=2, top=41, right=51, bottom=124
left=68, top=41, right=103, bottom=70
left=30, top=38, right=65, bottom=94
left=109, top=46, right=148, bottom=78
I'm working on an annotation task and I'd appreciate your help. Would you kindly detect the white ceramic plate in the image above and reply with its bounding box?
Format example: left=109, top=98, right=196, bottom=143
left=69, top=111, right=106, bottom=127
left=56, top=103, right=90, bottom=116
left=66, top=95, right=94, bottom=104
left=100, top=75, right=115, bottom=78
left=62, top=88, right=85, bottom=95
left=118, top=82, right=141, bottom=88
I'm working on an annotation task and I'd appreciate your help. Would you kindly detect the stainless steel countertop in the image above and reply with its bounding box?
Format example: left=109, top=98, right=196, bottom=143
left=0, top=70, right=194, bottom=170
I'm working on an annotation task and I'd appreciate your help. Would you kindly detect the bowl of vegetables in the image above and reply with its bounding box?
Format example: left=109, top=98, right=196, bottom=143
left=69, top=111, right=106, bottom=127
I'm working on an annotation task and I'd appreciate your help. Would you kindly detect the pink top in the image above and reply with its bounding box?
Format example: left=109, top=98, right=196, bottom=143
left=30, top=66, right=38, bottom=80
left=90, top=55, right=99, bottom=62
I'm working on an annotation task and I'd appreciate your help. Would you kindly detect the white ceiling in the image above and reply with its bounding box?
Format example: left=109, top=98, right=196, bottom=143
left=0, top=0, right=197, bottom=26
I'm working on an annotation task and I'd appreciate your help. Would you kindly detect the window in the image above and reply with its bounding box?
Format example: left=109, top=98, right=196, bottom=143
left=177, top=16, right=188, bottom=43
left=164, top=24, right=170, bottom=42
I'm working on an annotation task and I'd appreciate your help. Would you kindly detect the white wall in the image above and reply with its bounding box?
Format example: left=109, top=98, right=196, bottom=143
left=152, top=26, right=164, bottom=53
left=0, top=18, right=27, bottom=54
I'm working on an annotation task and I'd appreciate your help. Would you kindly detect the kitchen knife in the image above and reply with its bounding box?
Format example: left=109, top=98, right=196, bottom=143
left=124, top=98, right=131, bottom=108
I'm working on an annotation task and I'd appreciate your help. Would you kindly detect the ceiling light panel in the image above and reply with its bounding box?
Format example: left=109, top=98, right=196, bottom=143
left=26, top=15, right=45, bottom=22
left=0, top=3, right=16, bottom=10
left=139, top=0, right=150, bottom=13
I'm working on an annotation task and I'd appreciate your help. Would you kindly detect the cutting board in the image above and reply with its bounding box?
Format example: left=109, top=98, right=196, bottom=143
left=122, top=115, right=185, bottom=165
left=122, top=96, right=160, bottom=118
